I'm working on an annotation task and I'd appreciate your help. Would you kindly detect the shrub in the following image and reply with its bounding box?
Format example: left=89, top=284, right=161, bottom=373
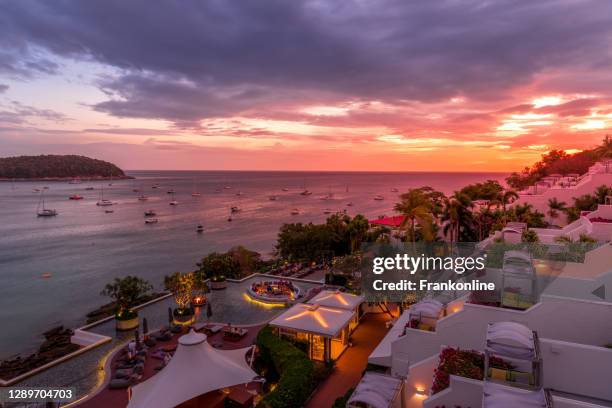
left=332, top=387, right=354, bottom=408
left=256, top=328, right=316, bottom=408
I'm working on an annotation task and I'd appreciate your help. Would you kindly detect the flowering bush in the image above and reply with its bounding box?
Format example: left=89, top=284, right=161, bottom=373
left=431, top=347, right=513, bottom=394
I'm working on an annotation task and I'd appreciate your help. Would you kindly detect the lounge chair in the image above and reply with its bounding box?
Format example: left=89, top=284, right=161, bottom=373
left=109, top=378, right=133, bottom=389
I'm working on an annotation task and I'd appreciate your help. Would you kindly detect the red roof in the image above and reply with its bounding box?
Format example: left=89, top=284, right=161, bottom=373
left=369, top=215, right=406, bottom=228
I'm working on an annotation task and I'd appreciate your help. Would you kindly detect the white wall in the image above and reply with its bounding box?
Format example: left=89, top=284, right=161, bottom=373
left=390, top=296, right=612, bottom=368
left=541, top=339, right=612, bottom=401
left=422, top=376, right=483, bottom=408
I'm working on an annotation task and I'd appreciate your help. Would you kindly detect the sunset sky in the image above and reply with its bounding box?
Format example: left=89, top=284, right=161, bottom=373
left=0, top=0, right=611, bottom=171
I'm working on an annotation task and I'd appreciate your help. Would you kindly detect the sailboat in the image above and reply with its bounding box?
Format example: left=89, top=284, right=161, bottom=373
left=169, top=191, right=179, bottom=206
left=191, top=178, right=202, bottom=197
left=96, top=186, right=113, bottom=206
left=37, top=191, right=58, bottom=217
left=300, top=180, right=312, bottom=196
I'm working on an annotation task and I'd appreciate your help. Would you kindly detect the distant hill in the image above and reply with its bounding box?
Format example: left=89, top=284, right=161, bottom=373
left=0, top=155, right=130, bottom=180
left=506, top=135, right=612, bottom=190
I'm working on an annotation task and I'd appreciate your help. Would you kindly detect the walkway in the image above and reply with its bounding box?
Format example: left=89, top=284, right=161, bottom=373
left=305, top=312, right=391, bottom=408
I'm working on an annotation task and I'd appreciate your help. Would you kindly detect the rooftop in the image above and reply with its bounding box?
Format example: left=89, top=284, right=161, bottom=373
left=269, top=303, right=355, bottom=337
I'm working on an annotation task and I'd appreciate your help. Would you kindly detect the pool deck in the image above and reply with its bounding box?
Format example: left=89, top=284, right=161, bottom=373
left=76, top=322, right=265, bottom=408
left=305, top=312, right=392, bottom=408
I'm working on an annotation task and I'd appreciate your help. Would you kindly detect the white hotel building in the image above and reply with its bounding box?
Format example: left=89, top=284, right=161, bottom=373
left=348, top=163, right=612, bottom=408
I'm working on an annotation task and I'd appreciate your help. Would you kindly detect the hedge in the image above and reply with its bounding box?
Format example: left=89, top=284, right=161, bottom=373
left=256, top=327, right=316, bottom=408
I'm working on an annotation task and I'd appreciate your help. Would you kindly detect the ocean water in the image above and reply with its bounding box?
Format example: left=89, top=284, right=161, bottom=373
left=0, top=170, right=505, bottom=358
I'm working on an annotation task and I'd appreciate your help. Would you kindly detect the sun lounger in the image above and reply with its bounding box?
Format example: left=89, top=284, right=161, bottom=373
left=109, top=378, right=134, bottom=389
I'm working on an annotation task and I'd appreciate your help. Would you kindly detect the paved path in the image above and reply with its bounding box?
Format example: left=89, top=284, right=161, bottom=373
left=305, top=312, right=391, bottom=408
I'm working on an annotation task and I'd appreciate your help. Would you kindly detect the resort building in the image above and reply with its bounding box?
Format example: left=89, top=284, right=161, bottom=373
left=513, top=159, right=612, bottom=215
left=307, top=290, right=364, bottom=332
left=362, top=275, right=612, bottom=408
left=268, top=302, right=357, bottom=362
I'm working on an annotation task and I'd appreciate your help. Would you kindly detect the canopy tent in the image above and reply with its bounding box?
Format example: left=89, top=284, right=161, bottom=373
left=483, top=382, right=551, bottom=408
left=308, top=290, right=364, bottom=311
left=269, top=303, right=355, bottom=337
left=408, top=299, right=444, bottom=330
left=486, top=322, right=536, bottom=360
left=369, top=215, right=406, bottom=228
left=484, top=322, right=541, bottom=389
left=347, top=372, right=403, bottom=408
left=501, top=251, right=537, bottom=309
left=127, top=330, right=256, bottom=408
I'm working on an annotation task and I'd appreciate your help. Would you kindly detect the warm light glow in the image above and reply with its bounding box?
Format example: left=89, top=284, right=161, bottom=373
left=242, top=293, right=286, bottom=308
left=532, top=96, right=563, bottom=108
left=284, top=305, right=343, bottom=329
left=316, top=292, right=350, bottom=306
left=572, top=120, right=606, bottom=130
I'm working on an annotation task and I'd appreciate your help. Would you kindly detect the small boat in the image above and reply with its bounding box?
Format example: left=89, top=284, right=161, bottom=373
left=96, top=186, right=113, bottom=206
left=196, top=224, right=204, bottom=233
left=152, top=184, right=160, bottom=189
left=291, top=208, right=300, bottom=215
left=37, top=209, right=58, bottom=217
left=144, top=210, right=156, bottom=217
left=282, top=188, right=289, bottom=192
left=169, top=192, right=178, bottom=205
left=132, top=188, right=140, bottom=193
left=69, top=178, right=81, bottom=184
left=320, top=194, right=333, bottom=200
left=32, top=188, right=40, bottom=193
left=97, top=199, right=113, bottom=206
left=105, top=209, right=114, bottom=214
left=373, top=195, right=385, bottom=201
left=145, top=218, right=158, bottom=224
left=37, top=191, right=57, bottom=216
left=138, top=195, right=148, bottom=201
left=300, top=190, right=312, bottom=196
left=227, top=216, right=233, bottom=222
left=224, top=186, right=231, bottom=189
left=214, top=188, right=222, bottom=193
left=85, top=186, right=94, bottom=191
left=323, top=208, right=332, bottom=214
left=191, top=192, right=202, bottom=197
left=391, top=188, right=399, bottom=193
left=191, top=179, right=201, bottom=197
left=230, top=206, right=241, bottom=213
left=167, top=189, right=175, bottom=194
left=236, top=191, right=244, bottom=196
left=69, top=194, right=83, bottom=200
left=41, top=272, right=52, bottom=279
left=347, top=202, right=354, bottom=207
left=269, top=195, right=278, bottom=201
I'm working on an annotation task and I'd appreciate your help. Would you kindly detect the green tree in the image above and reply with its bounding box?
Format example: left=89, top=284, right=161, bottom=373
left=441, top=192, right=474, bottom=243
left=394, top=188, right=437, bottom=244
left=521, top=229, right=540, bottom=243
left=547, top=198, right=567, bottom=226
left=100, top=275, right=152, bottom=316
left=197, top=252, right=241, bottom=280
left=164, top=272, right=196, bottom=310
left=347, top=214, right=369, bottom=253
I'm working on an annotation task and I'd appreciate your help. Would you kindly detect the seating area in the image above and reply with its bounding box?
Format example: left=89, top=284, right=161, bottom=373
left=266, top=262, right=329, bottom=279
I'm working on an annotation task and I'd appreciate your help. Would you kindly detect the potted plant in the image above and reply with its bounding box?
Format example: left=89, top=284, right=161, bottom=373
left=101, top=276, right=152, bottom=331
left=210, top=274, right=227, bottom=290
left=164, top=272, right=196, bottom=325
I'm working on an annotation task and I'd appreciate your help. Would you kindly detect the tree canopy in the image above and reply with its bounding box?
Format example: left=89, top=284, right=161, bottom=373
left=0, top=154, right=127, bottom=179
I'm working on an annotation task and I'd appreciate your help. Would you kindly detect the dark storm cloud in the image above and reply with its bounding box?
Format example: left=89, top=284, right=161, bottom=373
left=0, top=84, right=8, bottom=93
left=1, top=0, right=611, bottom=124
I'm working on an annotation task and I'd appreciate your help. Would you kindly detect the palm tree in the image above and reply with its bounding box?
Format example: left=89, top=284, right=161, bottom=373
left=495, top=189, right=519, bottom=224
left=594, top=185, right=611, bottom=204
left=441, top=193, right=474, bottom=243
left=593, top=135, right=612, bottom=160
left=547, top=198, right=567, bottom=226
left=394, top=189, right=435, bottom=246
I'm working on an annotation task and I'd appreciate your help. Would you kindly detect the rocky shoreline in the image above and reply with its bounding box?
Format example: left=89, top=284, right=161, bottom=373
left=0, top=326, right=80, bottom=381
